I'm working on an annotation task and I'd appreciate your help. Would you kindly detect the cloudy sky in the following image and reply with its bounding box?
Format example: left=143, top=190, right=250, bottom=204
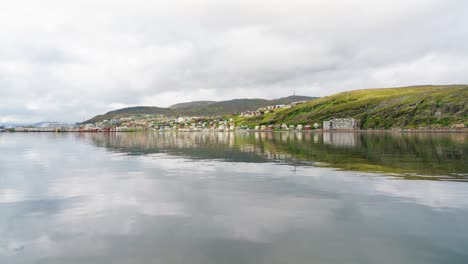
left=1, top=0, right=467, bottom=123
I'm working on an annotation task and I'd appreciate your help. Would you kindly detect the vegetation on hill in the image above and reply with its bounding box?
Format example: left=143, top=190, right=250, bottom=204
left=84, top=107, right=176, bottom=124
left=169, top=101, right=216, bottom=109
left=169, top=96, right=316, bottom=116
left=83, top=86, right=467, bottom=129
left=83, top=96, right=316, bottom=123
left=239, top=85, right=467, bottom=129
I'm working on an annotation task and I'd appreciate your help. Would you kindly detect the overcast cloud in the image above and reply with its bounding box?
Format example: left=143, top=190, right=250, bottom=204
left=1, top=0, right=467, bottom=123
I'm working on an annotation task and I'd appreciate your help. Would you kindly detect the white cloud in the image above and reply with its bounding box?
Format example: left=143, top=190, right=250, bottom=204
left=0, top=189, right=25, bottom=203
left=0, top=0, right=467, bottom=123
left=371, top=54, right=468, bottom=86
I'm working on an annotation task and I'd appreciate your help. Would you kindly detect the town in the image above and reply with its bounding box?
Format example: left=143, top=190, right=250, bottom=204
left=0, top=100, right=363, bottom=132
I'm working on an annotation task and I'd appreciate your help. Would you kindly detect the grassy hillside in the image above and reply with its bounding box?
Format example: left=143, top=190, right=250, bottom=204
left=241, top=85, right=468, bottom=129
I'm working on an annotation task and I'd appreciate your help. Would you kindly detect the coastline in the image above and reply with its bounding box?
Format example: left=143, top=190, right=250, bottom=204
left=2, top=128, right=467, bottom=133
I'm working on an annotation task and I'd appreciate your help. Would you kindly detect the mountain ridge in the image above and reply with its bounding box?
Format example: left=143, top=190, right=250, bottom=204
left=83, top=95, right=316, bottom=124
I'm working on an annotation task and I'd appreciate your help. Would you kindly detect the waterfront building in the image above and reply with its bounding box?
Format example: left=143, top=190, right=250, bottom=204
left=323, top=118, right=360, bottom=130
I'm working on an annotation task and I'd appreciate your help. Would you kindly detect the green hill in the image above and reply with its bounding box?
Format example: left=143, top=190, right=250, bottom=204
left=84, top=106, right=177, bottom=124
left=83, top=96, right=316, bottom=123
left=240, top=85, right=468, bottom=129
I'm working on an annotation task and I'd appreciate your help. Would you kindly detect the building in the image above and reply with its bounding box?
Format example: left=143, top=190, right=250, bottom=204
left=240, top=111, right=261, bottom=117
left=15, top=127, right=28, bottom=132
left=323, top=118, right=360, bottom=130
left=452, top=123, right=466, bottom=129
left=258, top=104, right=291, bottom=112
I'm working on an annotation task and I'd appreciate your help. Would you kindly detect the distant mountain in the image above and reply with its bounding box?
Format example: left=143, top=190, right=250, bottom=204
left=170, top=101, right=216, bottom=109
left=0, top=121, right=54, bottom=128
left=268, top=95, right=316, bottom=105
left=84, top=106, right=177, bottom=124
left=170, top=96, right=316, bottom=116
left=246, top=85, right=468, bottom=129
left=83, top=95, right=317, bottom=124
left=31, top=121, right=54, bottom=127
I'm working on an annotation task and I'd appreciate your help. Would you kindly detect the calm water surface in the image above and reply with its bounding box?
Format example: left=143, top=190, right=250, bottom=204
left=0, top=131, right=467, bottom=264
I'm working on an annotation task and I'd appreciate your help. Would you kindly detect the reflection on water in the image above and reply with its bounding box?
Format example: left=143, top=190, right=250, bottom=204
left=0, top=132, right=467, bottom=264
left=82, top=131, right=468, bottom=180
left=323, top=131, right=359, bottom=146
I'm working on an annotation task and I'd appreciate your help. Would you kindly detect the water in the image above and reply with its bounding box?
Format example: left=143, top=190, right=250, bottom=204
left=0, top=131, right=467, bottom=264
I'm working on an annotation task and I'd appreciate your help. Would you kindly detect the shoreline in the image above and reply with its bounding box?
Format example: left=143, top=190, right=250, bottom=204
left=2, top=128, right=467, bottom=134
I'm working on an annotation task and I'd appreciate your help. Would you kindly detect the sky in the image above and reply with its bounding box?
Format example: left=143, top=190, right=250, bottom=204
left=1, top=0, right=467, bottom=124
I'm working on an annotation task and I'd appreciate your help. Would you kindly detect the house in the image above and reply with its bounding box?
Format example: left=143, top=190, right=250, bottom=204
left=241, top=111, right=261, bottom=117
left=177, top=117, right=188, bottom=123
left=323, top=118, right=360, bottom=130
left=452, top=123, right=466, bottom=129
left=296, top=124, right=303, bottom=130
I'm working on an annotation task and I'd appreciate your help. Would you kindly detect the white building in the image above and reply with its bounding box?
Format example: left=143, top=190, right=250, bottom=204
left=177, top=117, right=188, bottom=123
left=323, top=118, right=360, bottom=130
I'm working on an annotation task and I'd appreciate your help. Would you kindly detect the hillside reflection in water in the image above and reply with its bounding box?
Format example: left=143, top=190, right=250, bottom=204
left=81, top=131, right=468, bottom=181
